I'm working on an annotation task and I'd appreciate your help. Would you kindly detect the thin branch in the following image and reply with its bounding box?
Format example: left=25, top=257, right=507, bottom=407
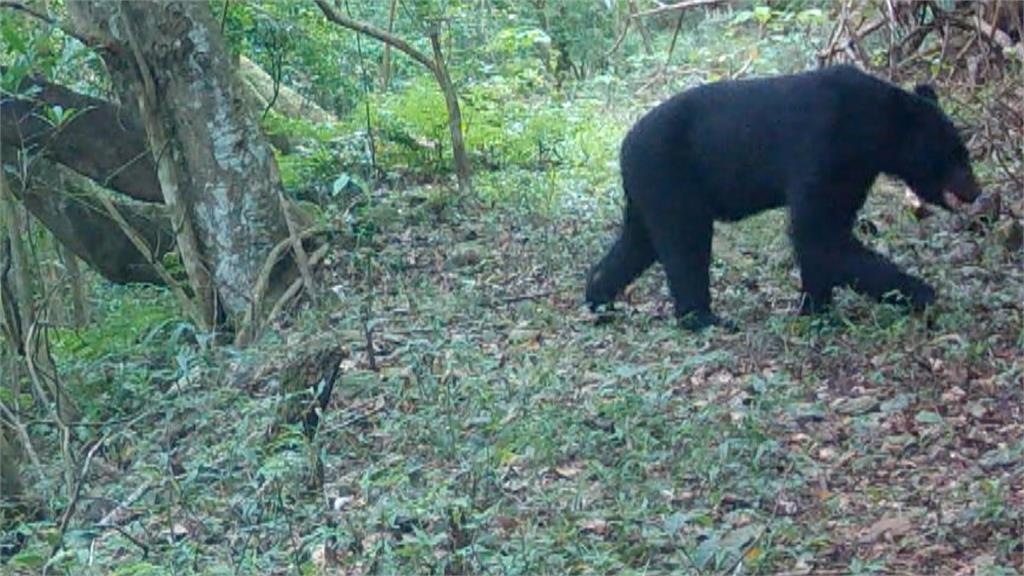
left=632, top=0, right=725, bottom=19
left=235, top=226, right=331, bottom=346
left=0, top=0, right=47, bottom=21
left=499, top=291, right=554, bottom=305
left=975, top=14, right=1024, bottom=61
left=0, top=400, right=43, bottom=472
left=95, top=193, right=201, bottom=325
left=51, top=431, right=110, bottom=561
left=96, top=524, right=149, bottom=558
left=264, top=243, right=330, bottom=328
left=603, top=14, right=632, bottom=61
left=665, top=6, right=687, bottom=67
left=276, top=192, right=318, bottom=307
left=0, top=1, right=95, bottom=46
left=312, top=0, right=436, bottom=73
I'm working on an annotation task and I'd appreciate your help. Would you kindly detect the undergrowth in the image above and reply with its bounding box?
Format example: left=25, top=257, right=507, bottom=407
left=7, top=6, right=1022, bottom=575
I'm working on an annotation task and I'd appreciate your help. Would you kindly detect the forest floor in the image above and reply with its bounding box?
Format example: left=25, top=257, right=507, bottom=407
left=18, top=14, right=1022, bottom=570
left=42, top=176, right=1021, bottom=574
left=293, top=182, right=1022, bottom=575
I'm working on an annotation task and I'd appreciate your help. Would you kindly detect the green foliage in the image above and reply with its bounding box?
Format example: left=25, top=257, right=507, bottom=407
left=523, top=0, right=619, bottom=79
left=486, top=25, right=554, bottom=80
left=6, top=2, right=1020, bottom=574
left=50, top=287, right=181, bottom=362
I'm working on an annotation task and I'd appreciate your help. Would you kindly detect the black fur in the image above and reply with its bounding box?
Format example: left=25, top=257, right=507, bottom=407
left=586, top=65, right=980, bottom=329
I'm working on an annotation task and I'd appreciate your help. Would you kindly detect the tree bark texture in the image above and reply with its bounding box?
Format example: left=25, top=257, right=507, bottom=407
left=67, top=0, right=294, bottom=327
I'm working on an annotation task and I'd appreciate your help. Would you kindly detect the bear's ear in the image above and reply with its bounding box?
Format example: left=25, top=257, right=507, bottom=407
left=914, top=84, right=939, bottom=103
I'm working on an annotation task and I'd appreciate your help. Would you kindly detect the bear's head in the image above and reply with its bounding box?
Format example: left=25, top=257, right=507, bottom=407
left=896, top=84, right=981, bottom=211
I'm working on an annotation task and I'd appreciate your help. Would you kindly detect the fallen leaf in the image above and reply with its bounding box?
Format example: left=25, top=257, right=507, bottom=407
left=554, top=463, right=582, bottom=479
left=833, top=395, right=880, bottom=415
left=579, top=518, right=609, bottom=536
left=860, top=516, right=912, bottom=543
left=493, top=515, right=519, bottom=532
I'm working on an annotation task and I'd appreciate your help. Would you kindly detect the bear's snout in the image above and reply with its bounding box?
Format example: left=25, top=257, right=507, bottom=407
left=945, top=166, right=982, bottom=208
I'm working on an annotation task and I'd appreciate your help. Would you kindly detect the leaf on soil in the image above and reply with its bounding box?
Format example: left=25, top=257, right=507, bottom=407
left=859, top=515, right=912, bottom=543
left=914, top=410, right=944, bottom=425
left=579, top=518, right=609, bottom=536
left=833, top=395, right=880, bottom=416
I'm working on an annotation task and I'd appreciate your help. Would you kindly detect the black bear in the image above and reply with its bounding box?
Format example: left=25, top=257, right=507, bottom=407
left=586, top=65, right=981, bottom=329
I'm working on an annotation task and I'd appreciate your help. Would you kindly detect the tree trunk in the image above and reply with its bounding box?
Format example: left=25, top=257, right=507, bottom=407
left=237, top=56, right=336, bottom=125
left=1, top=73, right=163, bottom=204
left=3, top=152, right=176, bottom=286
left=0, top=172, right=34, bottom=341
left=0, top=429, right=27, bottom=518
left=1, top=69, right=321, bottom=290
left=67, top=0, right=299, bottom=330
left=60, top=242, right=88, bottom=328
left=380, top=0, right=399, bottom=91
left=429, top=33, right=472, bottom=196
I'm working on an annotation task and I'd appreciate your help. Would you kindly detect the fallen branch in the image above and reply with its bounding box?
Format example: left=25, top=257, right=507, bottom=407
left=817, top=15, right=887, bottom=67
left=632, top=0, right=725, bottom=19
left=499, top=291, right=555, bottom=305
left=264, top=243, right=330, bottom=329
left=97, top=480, right=153, bottom=527
left=976, top=15, right=1024, bottom=61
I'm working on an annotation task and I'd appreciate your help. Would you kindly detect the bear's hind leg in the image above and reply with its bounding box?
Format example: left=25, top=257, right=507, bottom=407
left=640, top=204, right=720, bottom=330
left=586, top=199, right=656, bottom=310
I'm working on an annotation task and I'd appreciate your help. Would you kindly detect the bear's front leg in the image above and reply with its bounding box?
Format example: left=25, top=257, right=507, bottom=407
left=794, top=243, right=839, bottom=314
left=837, top=239, right=936, bottom=309
left=796, top=239, right=935, bottom=313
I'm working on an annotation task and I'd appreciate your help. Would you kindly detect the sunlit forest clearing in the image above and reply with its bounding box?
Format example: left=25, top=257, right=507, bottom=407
left=1, top=1, right=1021, bottom=574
